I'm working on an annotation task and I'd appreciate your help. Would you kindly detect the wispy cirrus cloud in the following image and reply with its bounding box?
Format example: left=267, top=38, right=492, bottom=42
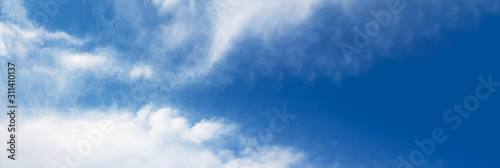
left=107, top=0, right=328, bottom=87
left=129, top=64, right=153, bottom=80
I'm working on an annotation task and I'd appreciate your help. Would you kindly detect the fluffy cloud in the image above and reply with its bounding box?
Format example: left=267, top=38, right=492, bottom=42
left=129, top=64, right=153, bottom=80
left=0, top=105, right=307, bottom=168
left=60, top=52, right=110, bottom=70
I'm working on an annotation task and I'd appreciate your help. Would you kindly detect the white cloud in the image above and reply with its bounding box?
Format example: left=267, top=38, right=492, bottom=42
left=0, top=22, right=40, bottom=57
left=153, top=0, right=181, bottom=14
left=0, top=21, right=85, bottom=58
left=181, top=119, right=234, bottom=145
left=209, top=0, right=320, bottom=59
left=129, top=64, right=153, bottom=80
left=0, top=0, right=127, bottom=106
left=60, top=53, right=109, bottom=70
left=0, top=0, right=85, bottom=58
left=0, top=0, right=32, bottom=26
left=143, top=0, right=325, bottom=87
left=0, top=105, right=307, bottom=168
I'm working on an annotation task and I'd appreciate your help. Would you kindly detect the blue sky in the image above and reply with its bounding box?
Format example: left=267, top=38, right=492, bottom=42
left=1, top=0, right=500, bottom=167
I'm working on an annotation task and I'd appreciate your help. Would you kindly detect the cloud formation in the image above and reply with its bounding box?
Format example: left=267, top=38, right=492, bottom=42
left=0, top=105, right=307, bottom=168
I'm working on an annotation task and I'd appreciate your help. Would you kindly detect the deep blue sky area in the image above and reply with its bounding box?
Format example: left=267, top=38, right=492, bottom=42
left=172, top=12, right=500, bottom=167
